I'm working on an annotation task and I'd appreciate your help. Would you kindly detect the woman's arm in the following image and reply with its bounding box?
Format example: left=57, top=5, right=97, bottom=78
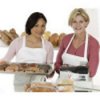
left=1, top=38, right=20, bottom=62
left=54, top=37, right=65, bottom=73
left=88, top=37, right=99, bottom=77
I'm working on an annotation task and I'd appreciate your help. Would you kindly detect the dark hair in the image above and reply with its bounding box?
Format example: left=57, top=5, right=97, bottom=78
left=25, top=12, right=47, bottom=35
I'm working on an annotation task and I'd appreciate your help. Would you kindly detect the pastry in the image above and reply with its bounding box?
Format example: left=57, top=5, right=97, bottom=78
left=29, top=82, right=56, bottom=92
left=58, top=33, right=66, bottom=46
left=0, top=30, right=12, bottom=45
left=31, top=87, right=56, bottom=92
left=49, top=33, right=59, bottom=47
left=5, top=63, right=19, bottom=72
left=42, top=31, right=51, bottom=40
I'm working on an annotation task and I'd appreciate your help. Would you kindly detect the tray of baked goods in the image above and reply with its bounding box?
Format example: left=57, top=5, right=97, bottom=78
left=0, top=63, right=53, bottom=75
left=25, top=79, right=74, bottom=92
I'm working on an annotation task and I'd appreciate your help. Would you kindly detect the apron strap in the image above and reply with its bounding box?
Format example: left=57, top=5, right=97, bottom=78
left=64, top=34, right=75, bottom=52
left=64, top=33, right=88, bottom=59
left=84, top=33, right=88, bottom=58
left=41, top=38, right=45, bottom=49
left=22, top=36, right=26, bottom=47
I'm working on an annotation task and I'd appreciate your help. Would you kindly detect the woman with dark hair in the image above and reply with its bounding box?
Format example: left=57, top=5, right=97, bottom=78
left=0, top=12, right=54, bottom=92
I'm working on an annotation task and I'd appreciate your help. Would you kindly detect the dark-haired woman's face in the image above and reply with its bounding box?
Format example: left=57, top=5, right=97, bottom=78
left=30, top=18, right=46, bottom=38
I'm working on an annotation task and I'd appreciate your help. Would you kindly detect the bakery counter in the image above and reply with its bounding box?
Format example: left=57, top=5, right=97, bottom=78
left=0, top=73, right=100, bottom=92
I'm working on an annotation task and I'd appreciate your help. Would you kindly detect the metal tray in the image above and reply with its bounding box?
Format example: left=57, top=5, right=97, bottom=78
left=0, top=63, right=53, bottom=76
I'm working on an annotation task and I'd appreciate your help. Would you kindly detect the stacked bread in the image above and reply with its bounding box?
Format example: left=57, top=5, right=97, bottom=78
left=0, top=28, right=18, bottom=45
left=25, top=82, right=57, bottom=92
left=25, top=80, right=74, bottom=92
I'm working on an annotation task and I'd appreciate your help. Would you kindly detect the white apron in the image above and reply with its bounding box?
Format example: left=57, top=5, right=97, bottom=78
left=58, top=33, right=93, bottom=91
left=14, top=36, right=47, bottom=92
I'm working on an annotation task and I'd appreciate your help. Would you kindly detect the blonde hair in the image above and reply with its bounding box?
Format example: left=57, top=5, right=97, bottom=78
left=68, top=8, right=90, bottom=26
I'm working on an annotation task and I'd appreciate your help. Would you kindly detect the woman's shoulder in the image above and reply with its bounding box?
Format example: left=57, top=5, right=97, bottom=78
left=89, top=34, right=99, bottom=46
left=62, top=33, right=73, bottom=41
left=43, top=39, right=53, bottom=47
left=10, top=36, right=23, bottom=45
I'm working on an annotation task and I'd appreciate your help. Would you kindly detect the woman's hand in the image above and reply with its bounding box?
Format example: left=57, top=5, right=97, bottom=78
left=47, top=70, right=55, bottom=78
left=0, top=60, right=7, bottom=65
left=60, top=64, right=68, bottom=71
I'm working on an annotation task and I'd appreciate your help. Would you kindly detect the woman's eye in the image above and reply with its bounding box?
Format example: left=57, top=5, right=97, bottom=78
left=42, top=25, right=45, bottom=27
left=73, top=21, right=76, bottom=23
left=34, top=25, right=38, bottom=27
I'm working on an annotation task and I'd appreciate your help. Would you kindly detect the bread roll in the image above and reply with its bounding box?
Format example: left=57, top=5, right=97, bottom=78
left=31, top=82, right=55, bottom=88
left=25, top=66, right=40, bottom=72
left=21, top=32, right=26, bottom=36
left=43, top=31, right=51, bottom=40
left=5, top=63, right=19, bottom=72
left=31, top=87, right=56, bottom=92
left=58, top=33, right=66, bottom=46
left=29, top=82, right=56, bottom=92
left=0, top=30, right=12, bottom=45
left=49, top=33, right=59, bottom=47
left=9, top=28, right=18, bottom=39
left=0, top=62, right=9, bottom=71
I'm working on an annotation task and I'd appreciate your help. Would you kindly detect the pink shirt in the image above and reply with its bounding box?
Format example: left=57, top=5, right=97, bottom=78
left=55, top=33, right=99, bottom=77
left=2, top=36, right=54, bottom=64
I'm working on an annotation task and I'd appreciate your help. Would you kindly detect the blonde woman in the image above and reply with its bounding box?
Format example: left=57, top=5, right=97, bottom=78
left=55, top=8, right=99, bottom=85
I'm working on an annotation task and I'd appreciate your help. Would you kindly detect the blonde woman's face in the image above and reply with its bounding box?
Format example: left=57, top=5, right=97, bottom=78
left=31, top=18, right=46, bottom=38
left=71, top=15, right=88, bottom=34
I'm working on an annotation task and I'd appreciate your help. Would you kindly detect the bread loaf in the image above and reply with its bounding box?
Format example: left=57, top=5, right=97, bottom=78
left=58, top=33, right=66, bottom=46
left=49, top=33, right=59, bottom=47
left=26, top=82, right=56, bottom=92
left=0, top=30, right=12, bottom=45
left=9, top=28, right=18, bottom=39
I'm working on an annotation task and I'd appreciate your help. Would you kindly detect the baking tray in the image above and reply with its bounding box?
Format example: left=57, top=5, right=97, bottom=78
left=0, top=63, right=53, bottom=76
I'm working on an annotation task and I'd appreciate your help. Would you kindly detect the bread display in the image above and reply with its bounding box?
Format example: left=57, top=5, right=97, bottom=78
left=0, top=28, right=66, bottom=47
left=0, top=28, right=19, bottom=46
left=25, top=81, right=74, bottom=92
left=48, top=32, right=66, bottom=47
left=9, top=28, right=18, bottom=39
left=0, top=30, right=12, bottom=45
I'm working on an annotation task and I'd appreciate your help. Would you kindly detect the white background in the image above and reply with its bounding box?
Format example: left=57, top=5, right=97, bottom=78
left=0, top=0, right=100, bottom=99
